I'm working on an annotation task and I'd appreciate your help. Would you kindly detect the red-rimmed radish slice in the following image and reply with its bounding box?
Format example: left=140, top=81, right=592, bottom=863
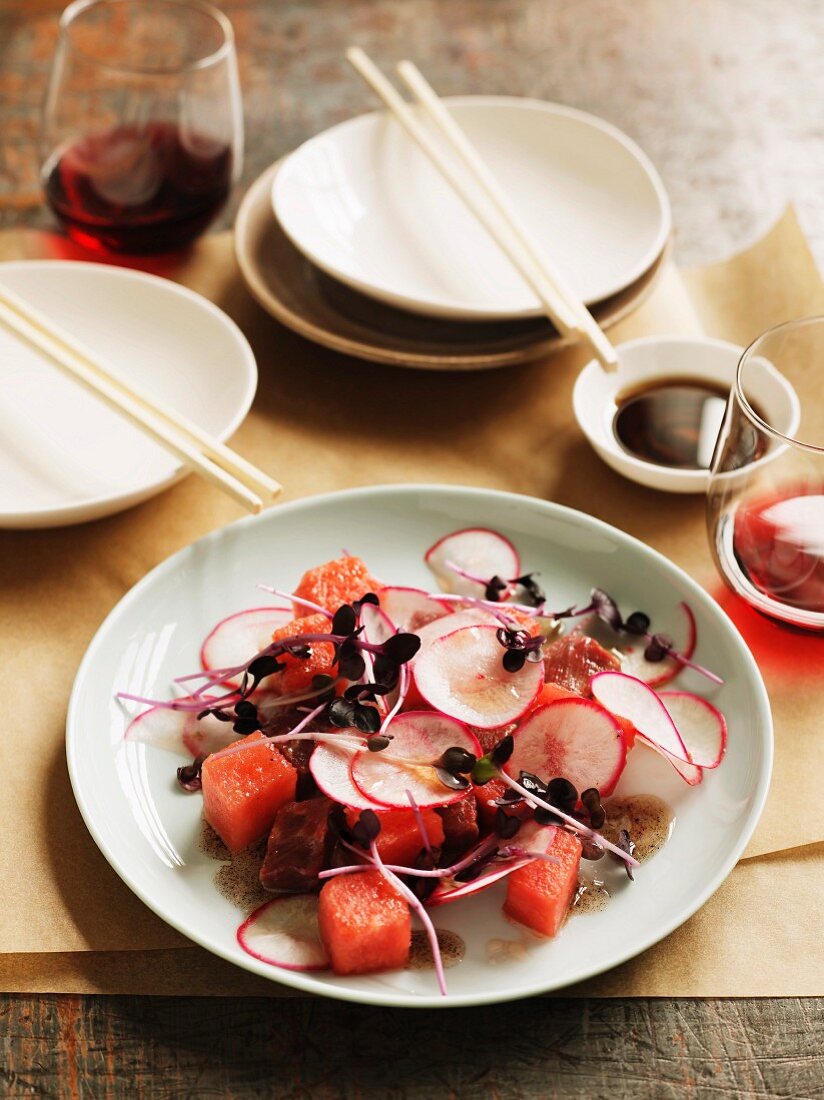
left=425, top=528, right=520, bottom=596
left=414, top=624, right=543, bottom=729
left=414, top=609, right=499, bottom=658
left=125, top=701, right=239, bottom=757
left=590, top=672, right=689, bottom=761
left=590, top=671, right=703, bottom=785
left=360, top=602, right=395, bottom=646
left=507, top=698, right=626, bottom=796
left=426, top=857, right=532, bottom=906
left=351, top=711, right=481, bottom=809
left=621, top=602, right=697, bottom=687
left=309, top=742, right=380, bottom=809
left=237, top=895, right=329, bottom=971
left=376, top=586, right=452, bottom=633
left=657, top=691, right=727, bottom=769
left=200, top=607, right=294, bottom=677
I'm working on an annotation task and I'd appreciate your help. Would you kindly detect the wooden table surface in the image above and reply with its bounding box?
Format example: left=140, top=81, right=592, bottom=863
left=1, top=1, right=823, bottom=1096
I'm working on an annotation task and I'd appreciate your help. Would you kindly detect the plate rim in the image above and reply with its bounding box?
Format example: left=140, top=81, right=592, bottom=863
left=0, top=259, right=258, bottom=529
left=271, top=95, right=673, bottom=321
left=235, top=159, right=672, bottom=371
left=66, top=483, right=773, bottom=1008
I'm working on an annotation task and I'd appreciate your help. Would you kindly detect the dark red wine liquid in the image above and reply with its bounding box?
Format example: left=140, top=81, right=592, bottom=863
left=44, top=121, right=232, bottom=253
left=733, top=490, right=824, bottom=613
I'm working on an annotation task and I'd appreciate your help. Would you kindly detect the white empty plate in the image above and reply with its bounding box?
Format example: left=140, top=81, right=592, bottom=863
left=273, top=97, right=671, bottom=321
left=0, top=261, right=257, bottom=528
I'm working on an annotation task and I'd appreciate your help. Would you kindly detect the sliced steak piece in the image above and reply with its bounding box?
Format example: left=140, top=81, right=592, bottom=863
left=259, top=796, right=333, bottom=893
left=542, top=634, right=620, bottom=696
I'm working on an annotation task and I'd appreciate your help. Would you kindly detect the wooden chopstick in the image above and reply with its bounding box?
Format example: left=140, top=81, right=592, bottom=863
left=345, top=47, right=620, bottom=371
left=345, top=47, right=580, bottom=343
left=395, top=60, right=620, bottom=372
left=0, top=284, right=281, bottom=514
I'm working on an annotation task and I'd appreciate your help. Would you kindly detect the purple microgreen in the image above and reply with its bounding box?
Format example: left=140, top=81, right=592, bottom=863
left=318, top=835, right=500, bottom=883
left=368, top=840, right=447, bottom=997
left=623, top=611, right=651, bottom=636
left=470, top=754, right=498, bottom=785
left=496, top=626, right=544, bottom=673
left=438, top=746, right=477, bottom=775
left=351, top=809, right=381, bottom=847
left=495, top=808, right=521, bottom=839
left=257, top=585, right=333, bottom=620
left=176, top=757, right=204, bottom=791
left=352, top=592, right=380, bottom=616
left=406, top=789, right=434, bottom=859
left=580, top=787, right=605, bottom=829
left=546, top=777, right=578, bottom=815
left=490, top=734, right=514, bottom=768
left=590, top=588, right=624, bottom=632
left=434, top=768, right=470, bottom=792
left=331, top=603, right=358, bottom=636
left=512, top=573, right=546, bottom=608
left=616, top=829, right=636, bottom=880
left=484, top=575, right=509, bottom=602
left=644, top=632, right=674, bottom=663
left=580, top=838, right=606, bottom=861
left=327, top=696, right=381, bottom=734
left=497, top=770, right=639, bottom=870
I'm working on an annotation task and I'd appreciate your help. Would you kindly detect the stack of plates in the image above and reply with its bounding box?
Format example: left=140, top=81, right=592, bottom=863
left=235, top=97, right=672, bottom=370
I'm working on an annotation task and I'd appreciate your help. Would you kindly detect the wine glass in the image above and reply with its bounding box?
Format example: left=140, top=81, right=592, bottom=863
left=707, top=316, right=824, bottom=631
left=41, top=0, right=243, bottom=253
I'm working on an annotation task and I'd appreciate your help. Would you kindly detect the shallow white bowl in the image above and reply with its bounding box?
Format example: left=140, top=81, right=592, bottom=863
left=0, top=261, right=257, bottom=528
left=67, top=484, right=771, bottom=1008
left=573, top=335, right=801, bottom=493
left=272, top=97, right=671, bottom=321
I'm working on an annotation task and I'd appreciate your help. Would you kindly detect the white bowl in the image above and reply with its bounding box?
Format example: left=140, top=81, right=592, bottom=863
left=0, top=261, right=257, bottom=528
left=573, top=335, right=801, bottom=493
left=272, top=96, right=671, bottom=321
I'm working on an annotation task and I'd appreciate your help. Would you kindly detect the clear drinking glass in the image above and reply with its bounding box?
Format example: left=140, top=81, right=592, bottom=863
left=707, top=317, right=824, bottom=631
left=41, top=0, right=243, bottom=253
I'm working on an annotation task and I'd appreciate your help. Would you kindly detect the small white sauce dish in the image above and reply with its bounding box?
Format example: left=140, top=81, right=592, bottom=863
left=572, top=334, right=801, bottom=493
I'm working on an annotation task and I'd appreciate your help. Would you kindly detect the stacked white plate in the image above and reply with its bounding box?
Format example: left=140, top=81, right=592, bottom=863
left=236, top=96, right=672, bottom=367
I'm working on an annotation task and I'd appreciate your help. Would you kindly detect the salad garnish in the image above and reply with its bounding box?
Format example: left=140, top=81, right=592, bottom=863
left=119, top=527, right=728, bottom=998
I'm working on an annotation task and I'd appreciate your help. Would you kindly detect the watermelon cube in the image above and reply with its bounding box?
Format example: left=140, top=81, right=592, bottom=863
left=318, top=869, right=410, bottom=975
left=504, top=826, right=582, bottom=937
left=345, top=806, right=444, bottom=866
left=201, top=733, right=297, bottom=853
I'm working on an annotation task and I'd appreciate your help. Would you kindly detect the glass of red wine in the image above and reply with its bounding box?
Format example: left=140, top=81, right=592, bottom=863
left=41, top=0, right=243, bottom=254
left=707, top=316, right=824, bottom=631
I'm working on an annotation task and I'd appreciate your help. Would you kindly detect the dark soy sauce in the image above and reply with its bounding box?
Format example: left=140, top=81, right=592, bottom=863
left=612, top=377, right=731, bottom=470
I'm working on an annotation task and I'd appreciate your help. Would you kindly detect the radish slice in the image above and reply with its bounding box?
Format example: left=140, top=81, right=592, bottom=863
left=200, top=607, right=294, bottom=677
left=309, top=742, right=380, bottom=809
left=590, top=672, right=690, bottom=762
left=427, top=857, right=532, bottom=906
left=125, top=701, right=238, bottom=757
left=351, top=711, right=481, bottom=809
left=376, top=586, right=452, bottom=633
left=507, top=698, right=627, bottom=796
left=414, top=625, right=543, bottom=729
left=590, top=671, right=703, bottom=785
left=621, top=602, right=697, bottom=687
left=425, top=528, right=520, bottom=596
left=360, top=602, right=395, bottom=647
left=237, top=895, right=329, bottom=971
left=414, top=608, right=499, bottom=659
left=657, top=691, right=727, bottom=769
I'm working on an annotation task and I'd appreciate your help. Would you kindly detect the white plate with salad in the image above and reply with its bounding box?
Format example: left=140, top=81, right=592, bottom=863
left=67, top=485, right=771, bottom=1007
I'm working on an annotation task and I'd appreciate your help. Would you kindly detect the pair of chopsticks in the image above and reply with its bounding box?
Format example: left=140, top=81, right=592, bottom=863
left=0, top=285, right=280, bottom=513
left=345, top=47, right=620, bottom=372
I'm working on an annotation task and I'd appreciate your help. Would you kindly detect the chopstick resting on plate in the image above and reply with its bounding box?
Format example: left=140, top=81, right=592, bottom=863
left=0, top=284, right=280, bottom=514
left=345, top=47, right=620, bottom=372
